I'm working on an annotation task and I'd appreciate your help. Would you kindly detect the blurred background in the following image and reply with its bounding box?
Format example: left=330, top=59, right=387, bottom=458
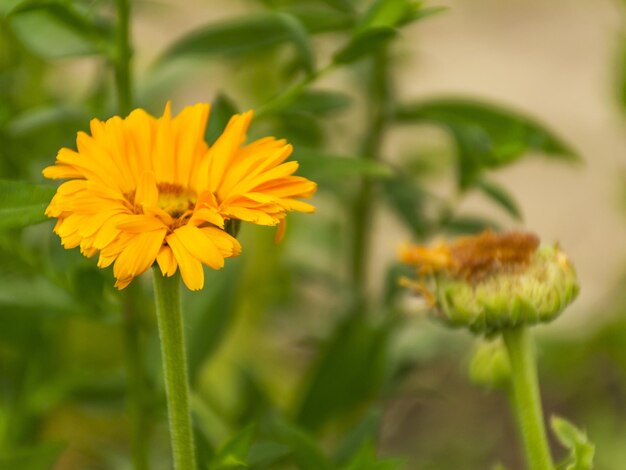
left=1, top=0, right=626, bottom=469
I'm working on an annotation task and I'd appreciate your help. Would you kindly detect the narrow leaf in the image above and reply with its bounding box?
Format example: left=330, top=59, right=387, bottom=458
left=399, top=5, right=448, bottom=26
left=284, top=90, right=352, bottom=115
left=9, top=2, right=111, bottom=58
left=551, top=416, right=595, bottom=470
left=476, top=178, right=522, bottom=220
left=184, top=260, right=242, bottom=383
left=340, top=442, right=403, bottom=470
left=210, top=425, right=256, bottom=469
left=264, top=416, right=331, bottom=470
left=159, top=12, right=315, bottom=73
left=206, top=93, right=239, bottom=144
left=0, top=180, right=55, bottom=229
left=333, top=410, right=382, bottom=466
left=281, top=4, right=354, bottom=33
left=381, top=176, right=431, bottom=237
left=333, top=27, right=397, bottom=64
left=396, top=98, right=580, bottom=188
left=357, top=0, right=412, bottom=32
left=441, top=214, right=500, bottom=235
left=294, top=149, right=394, bottom=182
left=295, top=315, right=391, bottom=431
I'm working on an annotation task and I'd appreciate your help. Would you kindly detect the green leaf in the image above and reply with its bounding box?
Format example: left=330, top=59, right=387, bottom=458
left=0, top=442, right=65, bottom=470
left=340, top=442, right=403, bottom=470
left=399, top=4, right=448, bottom=26
left=184, top=260, right=242, bottom=383
left=9, top=1, right=111, bottom=58
left=0, top=180, right=55, bottom=230
left=551, top=416, right=595, bottom=470
left=263, top=415, right=331, bottom=470
left=7, top=105, right=86, bottom=137
left=284, top=90, right=352, bottom=115
left=0, top=0, right=24, bottom=15
left=0, top=275, right=76, bottom=313
left=294, top=149, right=394, bottom=183
left=475, top=178, right=522, bottom=220
left=333, top=27, right=397, bottom=64
left=358, top=0, right=447, bottom=31
left=273, top=112, right=325, bottom=148
left=357, top=0, right=413, bottom=32
left=206, top=93, right=239, bottom=144
left=295, top=315, right=392, bottom=431
left=395, top=98, right=580, bottom=188
left=247, top=441, right=291, bottom=468
left=210, top=425, right=256, bottom=469
left=381, top=175, right=431, bottom=237
left=333, top=410, right=382, bottom=466
left=441, top=214, right=500, bottom=235
left=281, top=4, right=354, bottom=33
left=159, top=12, right=315, bottom=74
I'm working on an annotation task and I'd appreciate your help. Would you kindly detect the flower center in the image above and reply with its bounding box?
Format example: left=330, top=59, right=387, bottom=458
left=157, top=183, right=197, bottom=218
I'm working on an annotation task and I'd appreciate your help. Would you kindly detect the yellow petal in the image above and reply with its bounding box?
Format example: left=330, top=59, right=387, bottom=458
left=113, top=229, right=166, bottom=282
left=116, top=214, right=167, bottom=233
left=156, top=245, right=178, bottom=277
left=166, top=231, right=205, bottom=290
left=200, top=227, right=241, bottom=256
left=172, top=225, right=224, bottom=269
left=153, top=102, right=176, bottom=183
left=135, top=171, right=158, bottom=207
left=172, top=103, right=210, bottom=187
left=207, top=111, right=253, bottom=191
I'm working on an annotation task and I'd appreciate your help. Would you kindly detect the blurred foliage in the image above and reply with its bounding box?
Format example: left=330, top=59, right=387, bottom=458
left=0, top=0, right=622, bottom=469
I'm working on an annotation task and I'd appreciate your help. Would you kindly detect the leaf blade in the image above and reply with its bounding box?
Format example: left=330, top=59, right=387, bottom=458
left=0, top=180, right=55, bottom=230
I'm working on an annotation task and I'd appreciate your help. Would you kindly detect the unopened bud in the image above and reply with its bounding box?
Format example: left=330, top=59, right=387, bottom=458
left=399, top=231, right=579, bottom=335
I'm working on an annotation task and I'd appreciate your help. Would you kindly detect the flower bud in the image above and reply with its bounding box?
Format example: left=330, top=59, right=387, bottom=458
left=399, top=231, right=579, bottom=335
left=469, top=339, right=510, bottom=390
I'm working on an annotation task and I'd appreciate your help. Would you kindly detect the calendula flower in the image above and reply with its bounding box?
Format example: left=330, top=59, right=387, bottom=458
left=399, top=230, right=579, bottom=334
left=44, top=103, right=317, bottom=290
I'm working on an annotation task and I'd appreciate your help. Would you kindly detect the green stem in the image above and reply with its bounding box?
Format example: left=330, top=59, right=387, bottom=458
left=114, top=0, right=133, bottom=115
left=502, top=326, right=554, bottom=470
left=122, top=287, right=150, bottom=470
left=350, top=48, right=391, bottom=306
left=255, top=64, right=334, bottom=118
left=152, top=268, right=197, bottom=470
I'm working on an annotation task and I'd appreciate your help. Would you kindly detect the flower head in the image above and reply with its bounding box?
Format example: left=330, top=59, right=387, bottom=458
left=399, top=230, right=579, bottom=334
left=44, top=103, right=316, bottom=290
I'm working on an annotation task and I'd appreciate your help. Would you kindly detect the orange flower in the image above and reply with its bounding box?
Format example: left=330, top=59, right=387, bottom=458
left=44, top=103, right=317, bottom=290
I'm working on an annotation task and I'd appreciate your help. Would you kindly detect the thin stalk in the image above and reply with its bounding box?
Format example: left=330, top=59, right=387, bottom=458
left=114, top=0, right=133, bottom=116
left=255, top=64, right=334, bottom=118
left=350, top=48, right=391, bottom=306
left=502, top=326, right=554, bottom=470
left=152, top=268, right=197, bottom=470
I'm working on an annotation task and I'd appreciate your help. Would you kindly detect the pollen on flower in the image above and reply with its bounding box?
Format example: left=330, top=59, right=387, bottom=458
left=43, top=102, right=317, bottom=291
left=156, top=183, right=197, bottom=218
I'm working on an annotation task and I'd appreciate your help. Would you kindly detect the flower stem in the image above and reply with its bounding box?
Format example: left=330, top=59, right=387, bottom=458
left=152, top=268, right=197, bottom=470
left=502, top=326, right=554, bottom=470
left=114, top=0, right=133, bottom=115
left=350, top=48, right=391, bottom=307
